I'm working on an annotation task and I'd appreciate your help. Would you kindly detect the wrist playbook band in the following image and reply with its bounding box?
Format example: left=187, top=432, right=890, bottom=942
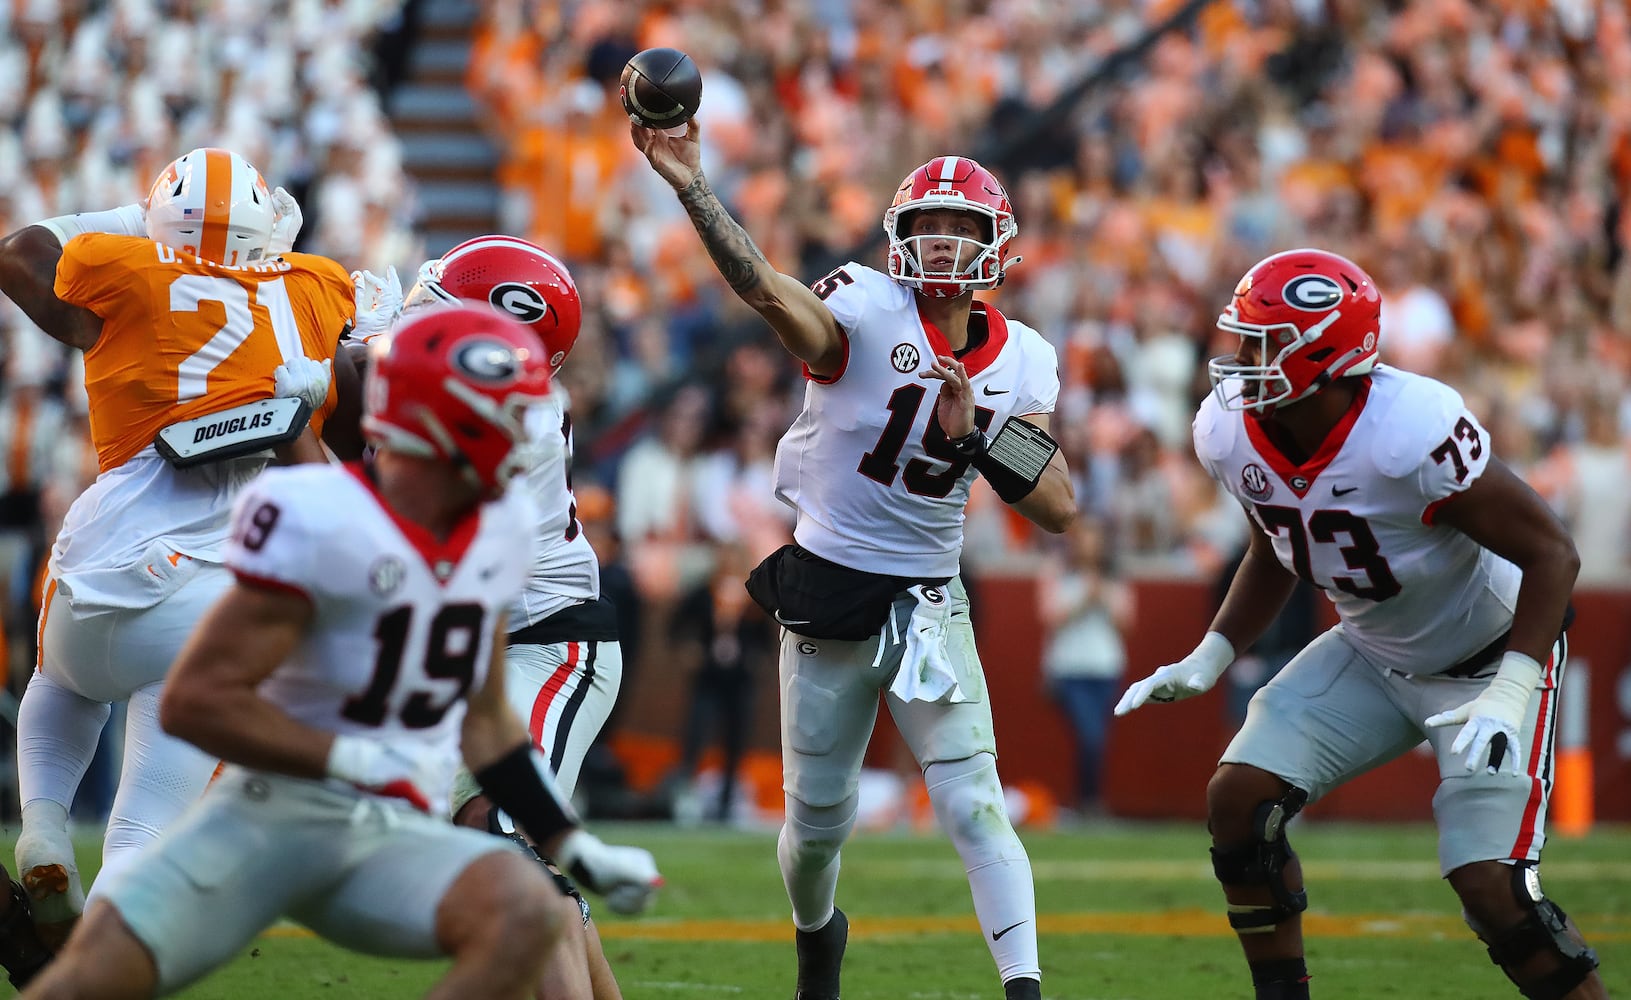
left=971, top=416, right=1058, bottom=503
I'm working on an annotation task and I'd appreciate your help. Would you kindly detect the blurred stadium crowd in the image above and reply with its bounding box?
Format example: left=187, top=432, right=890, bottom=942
left=0, top=0, right=1626, bottom=818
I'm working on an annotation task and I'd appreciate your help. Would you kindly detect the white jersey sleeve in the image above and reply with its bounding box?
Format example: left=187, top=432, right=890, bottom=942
left=1371, top=377, right=1492, bottom=522
left=225, top=471, right=322, bottom=600
left=1011, top=330, right=1061, bottom=418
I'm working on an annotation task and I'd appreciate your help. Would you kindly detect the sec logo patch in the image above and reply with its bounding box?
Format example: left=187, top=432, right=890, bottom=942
left=891, top=343, right=920, bottom=373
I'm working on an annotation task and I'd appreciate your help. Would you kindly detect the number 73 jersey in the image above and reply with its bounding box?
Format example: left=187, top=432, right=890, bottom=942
left=225, top=463, right=538, bottom=809
left=1193, top=365, right=1521, bottom=675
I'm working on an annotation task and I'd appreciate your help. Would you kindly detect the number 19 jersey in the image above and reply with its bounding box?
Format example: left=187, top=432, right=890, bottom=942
left=1193, top=365, right=1520, bottom=674
left=225, top=463, right=537, bottom=812
left=774, top=263, right=1060, bottom=578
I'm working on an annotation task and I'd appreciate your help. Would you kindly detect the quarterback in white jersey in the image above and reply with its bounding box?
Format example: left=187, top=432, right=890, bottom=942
left=0, top=148, right=368, bottom=956
left=638, top=119, right=1074, bottom=1000
left=20, top=306, right=659, bottom=1000
left=1117, top=250, right=1604, bottom=1000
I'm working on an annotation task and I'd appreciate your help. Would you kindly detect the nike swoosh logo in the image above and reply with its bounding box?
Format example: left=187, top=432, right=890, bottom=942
left=991, top=920, right=1028, bottom=941
left=982, top=386, right=1009, bottom=396
left=774, top=612, right=813, bottom=626
left=1332, top=486, right=1357, bottom=497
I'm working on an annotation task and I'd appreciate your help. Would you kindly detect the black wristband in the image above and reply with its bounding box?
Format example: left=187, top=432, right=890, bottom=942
left=970, top=416, right=1059, bottom=503
left=474, top=742, right=578, bottom=845
left=948, top=428, right=988, bottom=459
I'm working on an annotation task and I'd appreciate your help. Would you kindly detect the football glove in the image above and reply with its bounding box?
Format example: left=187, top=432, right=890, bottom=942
left=325, top=735, right=441, bottom=812
left=1115, top=632, right=1235, bottom=715
left=350, top=266, right=403, bottom=344
left=267, top=187, right=303, bottom=256
left=1426, top=651, right=1543, bottom=776
left=272, top=356, right=333, bottom=412
left=554, top=829, right=662, bottom=916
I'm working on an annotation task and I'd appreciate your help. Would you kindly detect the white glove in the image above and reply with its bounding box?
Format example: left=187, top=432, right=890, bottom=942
left=326, top=735, right=442, bottom=812
left=1114, top=631, right=1235, bottom=715
left=350, top=266, right=403, bottom=344
left=267, top=187, right=303, bottom=256
left=273, top=355, right=333, bottom=411
left=555, top=829, right=663, bottom=916
left=1426, top=651, right=1543, bottom=776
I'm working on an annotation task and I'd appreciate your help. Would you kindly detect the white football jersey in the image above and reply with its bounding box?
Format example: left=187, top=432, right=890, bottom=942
left=505, top=391, right=599, bottom=628
left=774, top=263, right=1060, bottom=577
left=1194, top=365, right=1520, bottom=674
left=225, top=463, right=538, bottom=813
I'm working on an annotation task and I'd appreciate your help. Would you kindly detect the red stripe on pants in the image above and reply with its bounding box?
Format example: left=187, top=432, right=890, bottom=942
left=528, top=642, right=580, bottom=751
left=1508, top=646, right=1558, bottom=859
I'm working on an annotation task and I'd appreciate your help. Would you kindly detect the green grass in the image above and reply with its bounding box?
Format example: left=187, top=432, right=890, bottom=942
left=5, top=821, right=1629, bottom=999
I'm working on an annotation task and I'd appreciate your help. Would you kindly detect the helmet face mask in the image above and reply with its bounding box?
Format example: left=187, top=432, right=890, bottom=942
left=402, top=236, right=582, bottom=371
left=884, top=156, right=1017, bottom=298
left=145, top=147, right=276, bottom=266
left=363, top=305, right=554, bottom=496
left=1208, top=249, right=1382, bottom=415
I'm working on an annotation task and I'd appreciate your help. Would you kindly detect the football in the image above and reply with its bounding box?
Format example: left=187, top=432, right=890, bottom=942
left=620, top=47, right=702, bottom=131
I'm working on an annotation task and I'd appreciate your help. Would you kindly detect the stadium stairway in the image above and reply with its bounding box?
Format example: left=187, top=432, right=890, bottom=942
left=390, top=0, right=501, bottom=256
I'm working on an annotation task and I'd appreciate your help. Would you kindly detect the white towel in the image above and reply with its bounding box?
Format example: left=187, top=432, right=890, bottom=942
left=885, top=585, right=971, bottom=705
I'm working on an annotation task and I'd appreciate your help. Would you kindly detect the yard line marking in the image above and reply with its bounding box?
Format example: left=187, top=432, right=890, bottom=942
left=849, top=858, right=1631, bottom=881
left=259, top=910, right=1631, bottom=943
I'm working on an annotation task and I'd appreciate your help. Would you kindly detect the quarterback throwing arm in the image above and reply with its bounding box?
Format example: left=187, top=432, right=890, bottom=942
left=629, top=122, right=1072, bottom=533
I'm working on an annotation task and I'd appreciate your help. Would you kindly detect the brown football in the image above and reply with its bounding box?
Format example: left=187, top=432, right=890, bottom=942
left=620, top=48, right=702, bottom=130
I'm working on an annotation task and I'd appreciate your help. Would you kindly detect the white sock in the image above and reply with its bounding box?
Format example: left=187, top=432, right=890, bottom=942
left=925, top=754, right=1040, bottom=984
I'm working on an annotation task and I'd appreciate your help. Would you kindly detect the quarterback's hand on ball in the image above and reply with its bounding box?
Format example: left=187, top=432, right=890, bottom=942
left=272, top=356, right=333, bottom=411
left=326, top=735, right=442, bottom=812
left=1426, top=651, right=1543, bottom=776
left=629, top=118, right=701, bottom=192
left=267, top=187, right=303, bottom=256
left=350, top=266, right=403, bottom=344
left=1115, top=632, right=1235, bottom=715
left=556, top=829, right=663, bottom=916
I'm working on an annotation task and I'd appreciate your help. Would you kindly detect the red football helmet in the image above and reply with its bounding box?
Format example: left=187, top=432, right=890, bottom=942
left=402, top=235, right=582, bottom=369
left=1209, top=248, right=1382, bottom=413
left=884, top=155, right=1018, bottom=298
left=363, top=305, right=553, bottom=495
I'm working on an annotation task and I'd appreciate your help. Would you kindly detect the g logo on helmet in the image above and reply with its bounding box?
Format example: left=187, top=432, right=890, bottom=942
left=452, top=338, right=522, bottom=384
left=1281, top=274, right=1344, bottom=312
left=489, top=282, right=550, bottom=326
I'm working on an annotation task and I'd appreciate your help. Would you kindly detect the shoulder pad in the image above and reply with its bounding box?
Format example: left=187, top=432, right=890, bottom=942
left=1192, top=391, right=1235, bottom=464
left=1370, top=370, right=1466, bottom=479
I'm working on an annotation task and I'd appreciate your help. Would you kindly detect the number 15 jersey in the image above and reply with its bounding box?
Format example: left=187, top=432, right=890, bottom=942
left=225, top=463, right=537, bottom=812
left=774, top=263, right=1060, bottom=578
left=1193, top=365, right=1521, bottom=675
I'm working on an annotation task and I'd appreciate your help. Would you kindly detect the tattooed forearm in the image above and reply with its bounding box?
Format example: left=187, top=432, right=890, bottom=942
left=676, top=175, right=766, bottom=296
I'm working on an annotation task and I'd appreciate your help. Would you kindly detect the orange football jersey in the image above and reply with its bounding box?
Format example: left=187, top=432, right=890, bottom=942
left=55, top=234, right=355, bottom=472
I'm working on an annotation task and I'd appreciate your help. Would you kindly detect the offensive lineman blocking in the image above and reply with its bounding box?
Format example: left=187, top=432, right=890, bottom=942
left=634, top=119, right=1075, bottom=1000
left=1117, top=249, right=1607, bottom=1000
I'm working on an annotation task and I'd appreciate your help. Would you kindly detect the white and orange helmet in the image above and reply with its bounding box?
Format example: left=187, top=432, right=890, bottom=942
left=145, top=147, right=277, bottom=266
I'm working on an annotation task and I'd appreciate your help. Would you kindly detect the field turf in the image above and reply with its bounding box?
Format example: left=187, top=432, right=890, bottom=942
left=2, top=821, right=1627, bottom=999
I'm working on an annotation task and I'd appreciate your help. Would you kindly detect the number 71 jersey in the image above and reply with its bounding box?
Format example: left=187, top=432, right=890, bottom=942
left=225, top=463, right=538, bottom=808
left=1193, top=365, right=1520, bottom=674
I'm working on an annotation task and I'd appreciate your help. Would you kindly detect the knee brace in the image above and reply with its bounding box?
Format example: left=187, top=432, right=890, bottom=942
left=1466, top=865, right=1598, bottom=1000
left=1210, top=787, right=1309, bottom=934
